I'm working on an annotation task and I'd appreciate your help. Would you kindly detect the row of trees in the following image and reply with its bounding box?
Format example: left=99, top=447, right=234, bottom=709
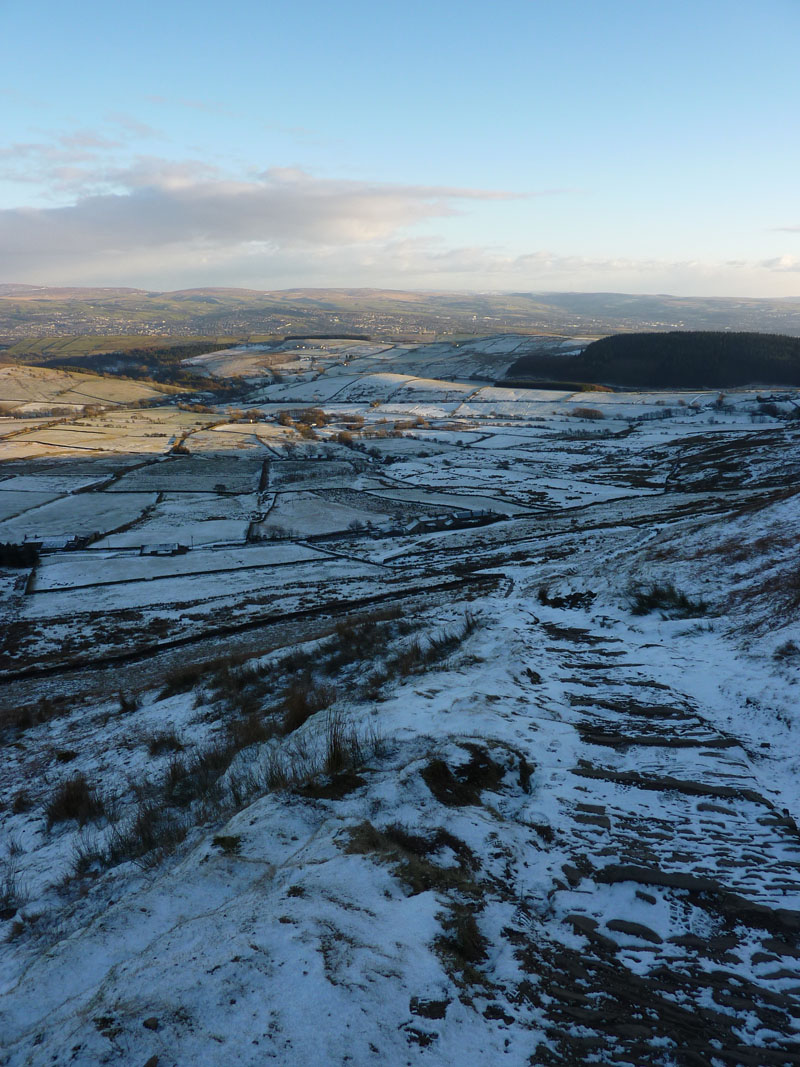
left=0, top=542, right=39, bottom=568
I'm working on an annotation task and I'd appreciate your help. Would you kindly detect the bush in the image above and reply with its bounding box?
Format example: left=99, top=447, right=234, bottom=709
left=569, top=407, right=605, bottom=420
left=298, top=407, right=327, bottom=426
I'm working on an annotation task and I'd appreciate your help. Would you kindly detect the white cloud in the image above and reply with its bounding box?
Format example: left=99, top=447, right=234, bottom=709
left=0, top=148, right=797, bottom=295
left=0, top=165, right=529, bottom=274
left=760, top=254, right=800, bottom=272
left=105, top=113, right=163, bottom=141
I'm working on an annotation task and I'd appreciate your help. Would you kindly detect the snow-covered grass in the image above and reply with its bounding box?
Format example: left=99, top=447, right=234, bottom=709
left=0, top=490, right=158, bottom=541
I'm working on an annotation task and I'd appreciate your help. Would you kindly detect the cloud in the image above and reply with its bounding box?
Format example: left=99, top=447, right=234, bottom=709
left=1, top=152, right=795, bottom=295
left=57, top=131, right=121, bottom=150
left=0, top=133, right=120, bottom=193
left=347, top=239, right=712, bottom=281
left=105, top=113, right=163, bottom=140
left=0, top=140, right=98, bottom=165
left=0, top=119, right=163, bottom=193
left=0, top=166, right=530, bottom=274
left=760, top=254, right=800, bottom=272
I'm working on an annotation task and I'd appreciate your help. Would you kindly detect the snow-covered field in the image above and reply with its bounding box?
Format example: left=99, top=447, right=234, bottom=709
left=1, top=336, right=799, bottom=1065
left=0, top=491, right=158, bottom=541
left=0, top=365, right=167, bottom=412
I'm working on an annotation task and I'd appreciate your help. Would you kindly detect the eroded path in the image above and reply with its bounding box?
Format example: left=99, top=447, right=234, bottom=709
left=489, top=615, right=800, bottom=1065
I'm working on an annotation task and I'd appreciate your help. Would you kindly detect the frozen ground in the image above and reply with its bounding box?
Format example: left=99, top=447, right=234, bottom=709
left=1, top=337, right=799, bottom=1065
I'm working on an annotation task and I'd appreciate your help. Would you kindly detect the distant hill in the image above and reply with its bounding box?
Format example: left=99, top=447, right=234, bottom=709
left=506, top=331, right=800, bottom=388
left=4, top=287, right=800, bottom=341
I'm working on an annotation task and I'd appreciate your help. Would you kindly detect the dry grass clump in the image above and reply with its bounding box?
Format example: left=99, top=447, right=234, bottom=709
left=434, top=903, right=489, bottom=987
left=318, top=611, right=410, bottom=675
left=86, top=709, right=382, bottom=872
left=703, top=531, right=794, bottom=566
left=323, top=712, right=381, bottom=776
left=0, top=857, right=25, bottom=920
left=264, top=713, right=382, bottom=793
left=282, top=677, right=337, bottom=735
left=344, top=820, right=480, bottom=897
left=161, top=740, right=233, bottom=809
left=342, top=816, right=488, bottom=989
left=627, top=582, right=709, bottom=619
left=2, top=694, right=74, bottom=738
left=106, top=802, right=188, bottom=869
left=730, top=561, right=800, bottom=621
left=117, top=689, right=140, bottom=714
left=145, top=729, right=184, bottom=756
left=227, top=712, right=276, bottom=749
left=158, top=662, right=208, bottom=699
left=46, top=774, right=105, bottom=828
left=365, top=612, right=480, bottom=695
left=421, top=743, right=506, bottom=807
left=59, top=608, right=479, bottom=879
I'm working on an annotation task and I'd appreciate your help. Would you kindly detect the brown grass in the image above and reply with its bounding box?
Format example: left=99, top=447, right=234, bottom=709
left=46, top=774, right=105, bottom=828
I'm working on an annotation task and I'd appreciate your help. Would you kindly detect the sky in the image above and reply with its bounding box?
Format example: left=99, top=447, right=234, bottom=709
left=1, top=0, right=799, bottom=296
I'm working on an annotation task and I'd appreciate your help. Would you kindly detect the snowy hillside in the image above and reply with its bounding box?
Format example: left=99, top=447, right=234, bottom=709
left=1, top=337, right=799, bottom=1065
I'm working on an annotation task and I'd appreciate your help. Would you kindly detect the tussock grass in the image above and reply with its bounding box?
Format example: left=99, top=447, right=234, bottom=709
left=323, top=711, right=382, bottom=776
left=282, top=677, right=337, bottom=735
left=365, top=611, right=480, bottom=695
left=46, top=774, right=105, bottom=829
left=344, top=820, right=480, bottom=897
left=0, top=857, right=25, bottom=921
left=158, top=662, right=208, bottom=699
left=227, top=712, right=276, bottom=749
left=145, top=729, right=184, bottom=756
left=2, top=694, right=74, bottom=739
left=117, top=689, right=140, bottom=714
left=162, top=741, right=232, bottom=808
left=107, top=802, right=188, bottom=869
left=421, top=743, right=506, bottom=807
left=627, top=582, right=709, bottom=619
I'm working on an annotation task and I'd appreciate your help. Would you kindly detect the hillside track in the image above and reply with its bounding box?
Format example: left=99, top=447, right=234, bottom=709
left=496, top=618, right=800, bottom=1065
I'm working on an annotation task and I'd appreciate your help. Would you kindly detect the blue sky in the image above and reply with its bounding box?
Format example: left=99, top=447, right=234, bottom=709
left=1, top=0, right=799, bottom=295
